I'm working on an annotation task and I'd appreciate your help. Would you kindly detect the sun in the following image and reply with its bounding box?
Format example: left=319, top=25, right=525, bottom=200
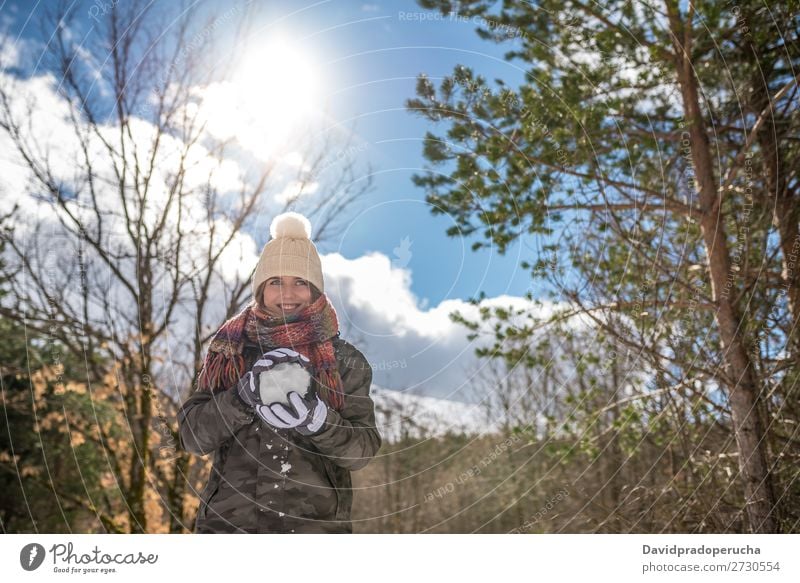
left=200, top=37, right=321, bottom=159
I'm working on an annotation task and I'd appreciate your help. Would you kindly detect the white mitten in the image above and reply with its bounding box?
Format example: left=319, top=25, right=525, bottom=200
left=258, top=391, right=329, bottom=435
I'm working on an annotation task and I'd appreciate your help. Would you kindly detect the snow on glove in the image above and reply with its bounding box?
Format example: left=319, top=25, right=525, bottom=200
left=253, top=347, right=313, bottom=404
left=235, top=347, right=311, bottom=410
left=249, top=347, right=317, bottom=430
left=258, top=391, right=328, bottom=435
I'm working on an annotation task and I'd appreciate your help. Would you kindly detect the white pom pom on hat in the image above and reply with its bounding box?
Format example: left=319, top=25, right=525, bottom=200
left=269, top=211, right=312, bottom=240
left=252, top=211, right=324, bottom=298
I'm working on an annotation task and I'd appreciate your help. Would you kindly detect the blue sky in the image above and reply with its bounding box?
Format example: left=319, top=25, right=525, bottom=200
left=0, top=0, right=560, bottom=399
left=2, top=1, right=778, bottom=412
left=244, top=0, right=537, bottom=307
left=2, top=0, right=544, bottom=307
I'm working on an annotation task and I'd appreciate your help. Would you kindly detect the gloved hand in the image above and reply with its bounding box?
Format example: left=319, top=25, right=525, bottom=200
left=237, top=347, right=323, bottom=433
left=258, top=391, right=328, bottom=435
left=235, top=347, right=312, bottom=410
left=235, top=370, right=261, bottom=409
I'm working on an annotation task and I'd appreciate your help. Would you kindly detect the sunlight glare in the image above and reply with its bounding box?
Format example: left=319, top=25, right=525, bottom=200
left=202, top=37, right=321, bottom=159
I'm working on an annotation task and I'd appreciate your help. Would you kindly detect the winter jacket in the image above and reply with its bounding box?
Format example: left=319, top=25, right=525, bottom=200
left=177, top=335, right=382, bottom=533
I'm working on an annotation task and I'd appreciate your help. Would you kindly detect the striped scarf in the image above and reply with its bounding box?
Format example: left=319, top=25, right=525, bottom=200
left=197, top=293, right=344, bottom=410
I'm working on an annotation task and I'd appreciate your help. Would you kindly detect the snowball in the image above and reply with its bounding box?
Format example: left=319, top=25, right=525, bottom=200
left=258, top=362, right=312, bottom=405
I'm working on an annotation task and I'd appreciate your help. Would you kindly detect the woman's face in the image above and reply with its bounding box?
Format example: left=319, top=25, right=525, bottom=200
left=261, top=276, right=313, bottom=317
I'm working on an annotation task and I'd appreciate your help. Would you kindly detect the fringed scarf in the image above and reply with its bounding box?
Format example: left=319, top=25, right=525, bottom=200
left=197, top=293, right=345, bottom=410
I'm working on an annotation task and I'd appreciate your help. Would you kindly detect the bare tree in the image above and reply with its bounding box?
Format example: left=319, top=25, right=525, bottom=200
left=0, top=0, right=371, bottom=532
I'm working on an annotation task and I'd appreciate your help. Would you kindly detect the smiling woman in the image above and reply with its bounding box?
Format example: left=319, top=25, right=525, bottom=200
left=200, top=36, right=322, bottom=158
left=178, top=211, right=382, bottom=534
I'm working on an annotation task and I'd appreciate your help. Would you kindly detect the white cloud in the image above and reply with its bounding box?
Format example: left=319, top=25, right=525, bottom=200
left=0, top=32, right=20, bottom=69
left=275, top=179, right=319, bottom=204
left=0, top=44, right=572, bottom=410
left=321, top=250, right=549, bottom=402
left=0, top=64, right=259, bottom=347
left=279, top=151, right=309, bottom=169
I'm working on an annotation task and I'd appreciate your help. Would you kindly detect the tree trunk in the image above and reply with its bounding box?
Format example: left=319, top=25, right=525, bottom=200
left=670, top=8, right=778, bottom=532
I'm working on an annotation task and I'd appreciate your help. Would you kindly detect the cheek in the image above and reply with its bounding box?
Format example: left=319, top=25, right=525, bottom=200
left=262, top=288, right=279, bottom=304
left=298, top=287, right=313, bottom=303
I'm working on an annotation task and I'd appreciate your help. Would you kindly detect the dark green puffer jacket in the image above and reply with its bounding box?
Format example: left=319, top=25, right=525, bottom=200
left=177, top=336, right=381, bottom=533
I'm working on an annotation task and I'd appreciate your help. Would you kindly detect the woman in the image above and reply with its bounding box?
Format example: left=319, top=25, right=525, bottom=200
left=178, top=212, right=382, bottom=533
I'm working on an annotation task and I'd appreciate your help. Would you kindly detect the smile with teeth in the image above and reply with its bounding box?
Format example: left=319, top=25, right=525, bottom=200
left=279, top=304, right=300, bottom=310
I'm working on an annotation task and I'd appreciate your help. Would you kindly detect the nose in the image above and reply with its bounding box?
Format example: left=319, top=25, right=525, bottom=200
left=279, top=288, right=300, bottom=302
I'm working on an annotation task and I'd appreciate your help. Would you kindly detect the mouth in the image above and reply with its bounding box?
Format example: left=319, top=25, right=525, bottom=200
left=278, top=304, right=301, bottom=311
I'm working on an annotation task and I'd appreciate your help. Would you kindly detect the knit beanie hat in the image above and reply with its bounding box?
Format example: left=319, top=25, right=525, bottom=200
left=252, top=212, right=324, bottom=299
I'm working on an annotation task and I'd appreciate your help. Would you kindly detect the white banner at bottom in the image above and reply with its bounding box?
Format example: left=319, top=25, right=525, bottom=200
left=2, top=534, right=798, bottom=583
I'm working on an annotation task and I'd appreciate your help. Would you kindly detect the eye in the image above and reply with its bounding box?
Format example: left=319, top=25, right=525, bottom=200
left=296, top=280, right=308, bottom=286
left=269, top=279, right=281, bottom=285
